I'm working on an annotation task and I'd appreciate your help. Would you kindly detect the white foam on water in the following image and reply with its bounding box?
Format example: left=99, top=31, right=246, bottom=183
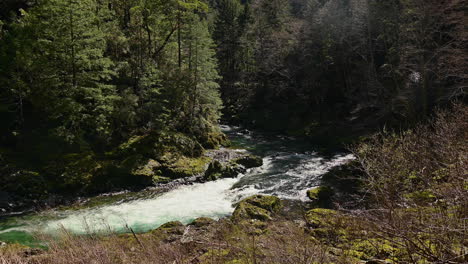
left=236, top=153, right=355, bottom=201
left=0, top=127, right=356, bottom=238
left=38, top=178, right=240, bottom=235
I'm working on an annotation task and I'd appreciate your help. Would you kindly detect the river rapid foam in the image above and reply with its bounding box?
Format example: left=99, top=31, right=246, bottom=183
left=0, top=126, right=354, bottom=242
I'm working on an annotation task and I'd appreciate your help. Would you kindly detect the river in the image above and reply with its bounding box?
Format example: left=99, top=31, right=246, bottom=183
left=0, top=125, right=354, bottom=246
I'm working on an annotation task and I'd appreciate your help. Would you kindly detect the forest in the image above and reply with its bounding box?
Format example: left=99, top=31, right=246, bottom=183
left=0, top=0, right=466, bottom=263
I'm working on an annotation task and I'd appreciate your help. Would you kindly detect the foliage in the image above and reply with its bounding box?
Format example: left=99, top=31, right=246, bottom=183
left=0, top=0, right=223, bottom=197
left=211, top=0, right=467, bottom=135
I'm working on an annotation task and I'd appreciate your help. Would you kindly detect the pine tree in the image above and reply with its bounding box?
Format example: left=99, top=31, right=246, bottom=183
left=213, top=0, right=242, bottom=93
left=188, top=18, right=222, bottom=135
left=21, top=0, right=119, bottom=143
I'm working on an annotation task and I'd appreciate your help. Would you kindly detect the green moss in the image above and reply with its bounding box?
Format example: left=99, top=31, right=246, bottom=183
left=232, top=195, right=282, bottom=222
left=190, top=217, right=216, bottom=228
left=46, top=152, right=104, bottom=192
left=159, top=221, right=184, bottom=229
left=304, top=208, right=350, bottom=244
left=152, top=175, right=171, bottom=184
left=305, top=208, right=338, bottom=228
left=242, top=195, right=282, bottom=212
left=204, top=160, right=245, bottom=181
left=307, top=186, right=334, bottom=207
left=404, top=190, right=436, bottom=204
left=165, top=156, right=212, bottom=178
left=233, top=202, right=272, bottom=221
left=346, top=239, right=397, bottom=261
left=0, top=243, right=30, bottom=255
left=117, top=135, right=145, bottom=153
left=131, top=159, right=161, bottom=177
left=203, top=132, right=230, bottom=149
left=203, top=160, right=224, bottom=181
left=199, top=249, right=230, bottom=264
left=152, top=221, right=185, bottom=236
left=225, top=260, right=248, bottom=264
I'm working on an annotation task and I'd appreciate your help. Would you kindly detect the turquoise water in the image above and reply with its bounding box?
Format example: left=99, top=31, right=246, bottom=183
left=0, top=126, right=353, bottom=246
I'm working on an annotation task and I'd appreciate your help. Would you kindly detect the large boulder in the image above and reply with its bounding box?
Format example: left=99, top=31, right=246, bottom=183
left=232, top=195, right=282, bottom=221
left=203, top=160, right=246, bottom=181
left=204, top=160, right=224, bottom=181
left=307, top=186, right=334, bottom=207
left=149, top=221, right=186, bottom=242
left=233, top=155, right=263, bottom=168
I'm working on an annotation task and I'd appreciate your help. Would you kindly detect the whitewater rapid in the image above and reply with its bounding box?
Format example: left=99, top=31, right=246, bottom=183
left=0, top=126, right=354, bottom=240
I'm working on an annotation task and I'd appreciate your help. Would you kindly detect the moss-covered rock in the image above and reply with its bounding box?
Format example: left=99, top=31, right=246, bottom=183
left=164, top=156, right=212, bottom=179
left=203, top=160, right=245, bottom=181
left=233, top=155, right=263, bottom=168
left=190, top=217, right=216, bottom=228
left=131, top=159, right=161, bottom=177
left=232, top=195, right=282, bottom=221
left=204, top=160, right=224, bottom=181
left=154, top=221, right=185, bottom=235
left=307, top=186, right=334, bottom=207
left=110, top=132, right=204, bottom=161
left=199, top=249, right=231, bottom=264
left=203, top=132, right=230, bottom=149
left=233, top=202, right=272, bottom=221
left=305, top=208, right=338, bottom=228
left=321, top=160, right=363, bottom=197
left=346, top=239, right=397, bottom=261
left=220, top=163, right=244, bottom=178
left=304, top=208, right=351, bottom=246
left=243, top=195, right=282, bottom=212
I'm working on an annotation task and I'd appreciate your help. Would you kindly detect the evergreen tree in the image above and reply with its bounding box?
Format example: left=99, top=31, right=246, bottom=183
left=188, top=18, right=223, bottom=135
left=6, top=0, right=119, bottom=143
left=213, top=0, right=242, bottom=95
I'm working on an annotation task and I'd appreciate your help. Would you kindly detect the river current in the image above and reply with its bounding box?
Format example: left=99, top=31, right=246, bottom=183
left=0, top=125, right=354, bottom=246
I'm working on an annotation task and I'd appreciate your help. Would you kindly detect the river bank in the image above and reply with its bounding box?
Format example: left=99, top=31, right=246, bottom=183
left=0, top=126, right=354, bottom=247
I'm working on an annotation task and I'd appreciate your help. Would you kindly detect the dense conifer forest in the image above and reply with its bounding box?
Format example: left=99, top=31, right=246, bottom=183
left=0, top=0, right=466, bottom=263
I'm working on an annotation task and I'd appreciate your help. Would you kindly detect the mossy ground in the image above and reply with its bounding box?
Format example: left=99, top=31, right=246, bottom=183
left=1, top=195, right=453, bottom=264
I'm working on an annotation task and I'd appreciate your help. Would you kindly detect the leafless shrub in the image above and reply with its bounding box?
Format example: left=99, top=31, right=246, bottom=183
left=351, top=103, right=468, bottom=263
left=0, top=218, right=348, bottom=264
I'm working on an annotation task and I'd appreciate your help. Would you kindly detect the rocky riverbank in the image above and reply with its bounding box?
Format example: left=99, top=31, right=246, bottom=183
left=0, top=142, right=263, bottom=217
